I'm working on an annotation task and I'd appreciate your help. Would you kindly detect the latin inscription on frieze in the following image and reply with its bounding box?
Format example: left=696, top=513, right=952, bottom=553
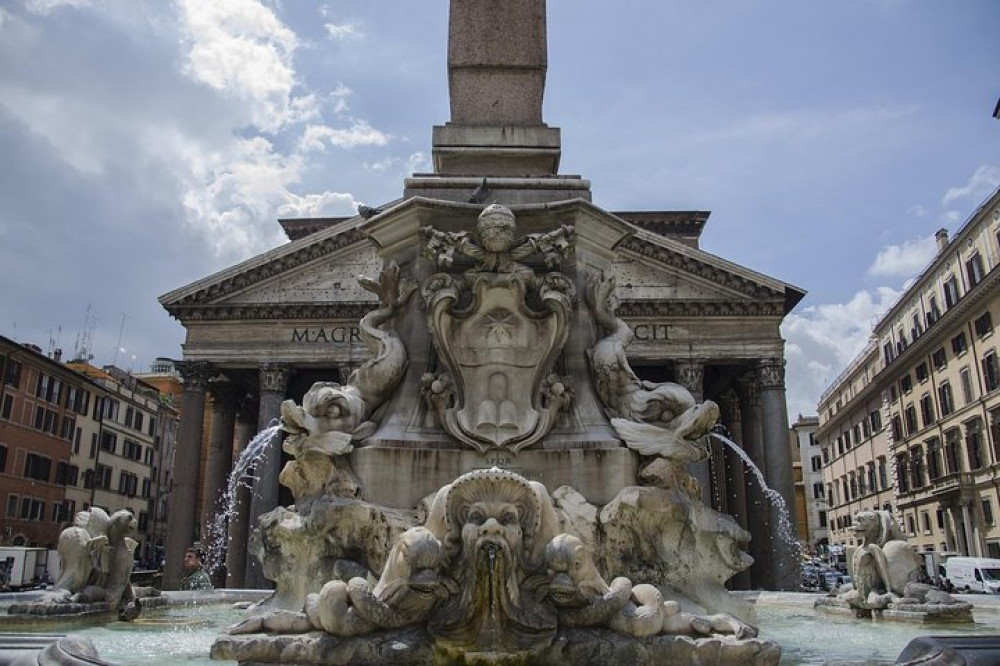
left=630, top=323, right=670, bottom=342
left=290, top=326, right=362, bottom=344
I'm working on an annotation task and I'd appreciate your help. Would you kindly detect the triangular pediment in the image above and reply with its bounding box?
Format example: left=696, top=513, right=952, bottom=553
left=160, top=195, right=804, bottom=322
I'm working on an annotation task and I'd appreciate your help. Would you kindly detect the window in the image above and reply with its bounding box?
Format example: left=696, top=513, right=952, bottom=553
left=907, top=515, right=916, bottom=535
left=916, top=363, right=929, bottom=383
left=921, top=511, right=932, bottom=533
left=928, top=295, right=941, bottom=326
left=23, top=454, right=51, bottom=482
left=0, top=444, right=6, bottom=473
left=984, top=498, right=996, bottom=526
left=911, top=448, right=925, bottom=488
left=927, top=438, right=942, bottom=480
left=952, top=332, right=969, bottom=356
left=932, top=348, right=947, bottom=370
left=811, top=455, right=822, bottom=472
left=867, top=463, right=877, bottom=493
left=944, top=275, right=960, bottom=308
left=124, top=407, right=134, bottom=428
left=945, top=429, right=963, bottom=474
left=920, top=393, right=935, bottom=428
left=100, top=432, right=117, bottom=455
left=975, top=311, right=994, bottom=338
left=133, top=412, right=143, bottom=432
left=6, top=494, right=18, bottom=518
left=884, top=342, right=895, bottom=365
left=870, top=410, right=882, bottom=432
left=891, top=415, right=903, bottom=440
left=862, top=418, right=871, bottom=439
left=60, top=416, right=75, bottom=441
left=896, top=455, right=910, bottom=493
left=890, top=385, right=899, bottom=403
left=939, top=383, right=955, bottom=416
left=853, top=424, right=862, bottom=444
left=967, top=252, right=986, bottom=288
left=857, top=468, right=867, bottom=496
left=878, top=457, right=888, bottom=489
left=1, top=394, right=11, bottom=420
left=901, top=374, right=913, bottom=394
left=983, top=351, right=1000, bottom=392
left=912, top=313, right=923, bottom=340
left=4, top=359, right=21, bottom=388
left=819, top=510, right=828, bottom=527
left=905, top=404, right=919, bottom=434
left=967, top=424, right=985, bottom=470
left=937, top=509, right=945, bottom=529
left=960, top=367, right=976, bottom=404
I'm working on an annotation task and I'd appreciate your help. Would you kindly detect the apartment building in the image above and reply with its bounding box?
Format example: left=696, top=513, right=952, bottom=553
left=790, top=415, right=828, bottom=549
left=818, top=187, right=1000, bottom=558
left=0, top=338, right=98, bottom=546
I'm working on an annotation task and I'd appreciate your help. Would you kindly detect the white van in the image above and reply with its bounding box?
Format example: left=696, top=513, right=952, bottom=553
left=942, top=557, right=1000, bottom=593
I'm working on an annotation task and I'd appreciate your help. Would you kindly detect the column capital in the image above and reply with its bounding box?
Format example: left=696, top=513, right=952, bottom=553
left=756, top=357, right=786, bottom=390
left=176, top=360, right=215, bottom=392
left=208, top=379, right=241, bottom=410
left=674, top=359, right=706, bottom=397
left=735, top=373, right=760, bottom=407
left=259, top=362, right=291, bottom=394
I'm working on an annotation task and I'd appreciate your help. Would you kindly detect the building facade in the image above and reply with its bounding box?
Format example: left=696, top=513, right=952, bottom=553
left=818, top=187, right=1000, bottom=559
left=0, top=337, right=176, bottom=561
left=790, top=415, right=828, bottom=550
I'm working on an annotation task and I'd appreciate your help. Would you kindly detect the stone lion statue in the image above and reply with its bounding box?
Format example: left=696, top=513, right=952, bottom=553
left=853, top=510, right=906, bottom=547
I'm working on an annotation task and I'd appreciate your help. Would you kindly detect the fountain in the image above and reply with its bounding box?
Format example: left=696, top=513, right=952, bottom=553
left=202, top=207, right=780, bottom=665
left=814, top=510, right=973, bottom=623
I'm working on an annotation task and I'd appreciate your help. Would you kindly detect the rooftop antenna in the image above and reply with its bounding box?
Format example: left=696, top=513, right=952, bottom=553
left=74, top=304, right=97, bottom=362
left=111, top=312, right=130, bottom=368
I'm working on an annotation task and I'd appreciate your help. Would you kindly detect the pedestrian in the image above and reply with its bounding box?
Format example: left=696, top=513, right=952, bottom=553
left=179, top=547, right=213, bottom=591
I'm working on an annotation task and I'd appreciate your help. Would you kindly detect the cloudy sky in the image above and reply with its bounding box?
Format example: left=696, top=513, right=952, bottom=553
left=1, top=1, right=997, bottom=419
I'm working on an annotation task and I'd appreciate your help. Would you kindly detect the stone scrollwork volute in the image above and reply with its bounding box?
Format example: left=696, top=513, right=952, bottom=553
left=279, top=261, right=417, bottom=500
left=585, top=273, right=719, bottom=497
left=420, top=205, right=576, bottom=454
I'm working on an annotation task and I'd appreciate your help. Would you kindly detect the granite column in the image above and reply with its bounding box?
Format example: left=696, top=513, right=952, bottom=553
left=719, top=390, right=750, bottom=589
left=675, top=359, right=712, bottom=507
left=245, top=362, right=290, bottom=589
left=736, top=373, right=770, bottom=589
left=757, top=357, right=799, bottom=591
left=163, top=360, right=214, bottom=590
left=226, top=396, right=258, bottom=589
left=202, top=379, right=239, bottom=583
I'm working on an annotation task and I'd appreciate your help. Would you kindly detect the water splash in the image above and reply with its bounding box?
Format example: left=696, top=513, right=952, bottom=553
left=710, top=431, right=801, bottom=556
left=202, top=421, right=282, bottom=576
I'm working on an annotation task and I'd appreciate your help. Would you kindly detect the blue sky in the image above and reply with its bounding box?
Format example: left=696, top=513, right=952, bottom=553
left=0, top=0, right=997, bottom=419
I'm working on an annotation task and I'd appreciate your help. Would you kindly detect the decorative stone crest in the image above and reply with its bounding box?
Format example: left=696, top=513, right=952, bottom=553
left=421, top=206, right=575, bottom=453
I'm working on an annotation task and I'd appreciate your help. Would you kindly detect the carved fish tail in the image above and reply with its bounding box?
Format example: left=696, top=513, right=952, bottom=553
left=609, top=583, right=664, bottom=638
left=347, top=578, right=410, bottom=629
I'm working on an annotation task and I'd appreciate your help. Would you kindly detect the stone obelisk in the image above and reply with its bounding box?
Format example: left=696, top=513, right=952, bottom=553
left=408, top=0, right=590, bottom=202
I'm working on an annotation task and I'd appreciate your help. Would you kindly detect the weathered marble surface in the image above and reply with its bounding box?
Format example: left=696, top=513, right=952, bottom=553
left=212, top=627, right=780, bottom=666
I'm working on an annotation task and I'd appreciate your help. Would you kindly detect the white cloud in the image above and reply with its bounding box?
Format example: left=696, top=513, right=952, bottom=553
left=942, top=164, right=1000, bottom=206
left=328, top=83, right=352, bottom=113
left=364, top=151, right=431, bottom=173
left=867, top=234, right=937, bottom=279
left=298, top=121, right=389, bottom=152
left=22, top=0, right=89, bottom=15
left=324, top=23, right=359, bottom=40
left=176, top=0, right=316, bottom=132
left=783, top=287, right=902, bottom=418
left=276, top=191, right=359, bottom=218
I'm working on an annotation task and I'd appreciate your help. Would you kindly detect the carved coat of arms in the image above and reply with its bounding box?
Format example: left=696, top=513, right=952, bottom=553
left=421, top=205, right=575, bottom=453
